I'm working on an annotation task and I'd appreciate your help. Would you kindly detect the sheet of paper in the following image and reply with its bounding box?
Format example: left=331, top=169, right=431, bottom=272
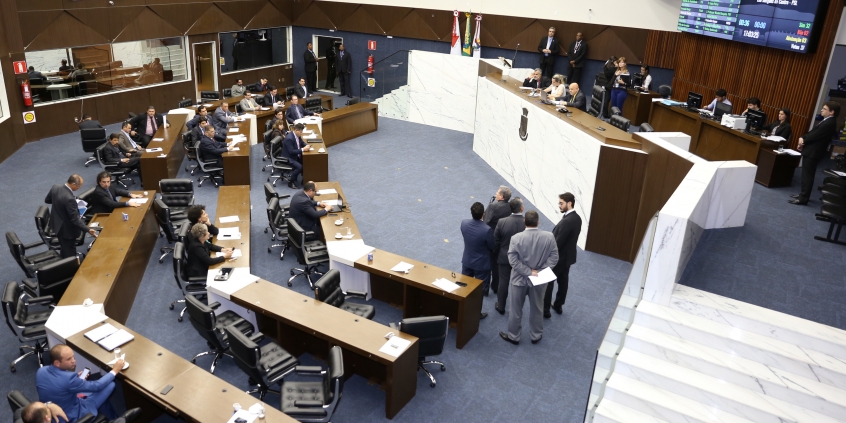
left=305, top=134, right=318, bottom=139
left=216, top=248, right=242, bottom=258
left=652, top=98, right=665, bottom=102
left=316, top=188, right=337, bottom=195
left=145, top=148, right=163, bottom=153
left=202, top=103, right=213, bottom=107
left=151, top=138, right=164, bottom=142
left=217, top=227, right=241, bottom=239
left=766, top=135, right=786, bottom=142
left=84, top=323, right=117, bottom=342
left=229, top=147, right=240, bottom=151
left=432, top=278, right=460, bottom=293
left=322, top=199, right=340, bottom=206
left=302, top=129, right=313, bottom=134
left=133, top=198, right=149, bottom=204
left=833, top=170, right=846, bottom=177
left=260, top=107, right=271, bottom=110
left=226, top=410, right=258, bottom=423
left=219, top=215, right=239, bottom=223
left=379, top=336, right=412, bottom=358
left=528, top=267, right=556, bottom=286
left=97, top=329, right=134, bottom=351
left=782, top=149, right=801, bottom=156
left=518, top=86, right=533, bottom=91
left=157, top=154, right=167, bottom=158
left=390, top=261, right=414, bottom=272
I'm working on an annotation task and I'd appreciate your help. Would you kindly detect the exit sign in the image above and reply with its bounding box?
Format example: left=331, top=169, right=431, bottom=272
left=368, top=40, right=376, bottom=50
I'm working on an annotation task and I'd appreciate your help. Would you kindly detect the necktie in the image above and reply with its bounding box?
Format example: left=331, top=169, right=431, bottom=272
left=126, top=132, right=138, bottom=149
left=296, top=107, right=302, bottom=119
left=576, top=41, right=580, bottom=51
left=107, top=188, right=114, bottom=201
left=149, top=116, right=157, bottom=132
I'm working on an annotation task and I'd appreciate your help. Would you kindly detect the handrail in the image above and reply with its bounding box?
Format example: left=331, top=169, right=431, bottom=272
left=357, top=49, right=411, bottom=99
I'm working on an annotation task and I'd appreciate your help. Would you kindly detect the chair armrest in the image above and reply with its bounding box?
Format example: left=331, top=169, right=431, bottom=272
left=208, top=301, right=221, bottom=310
left=226, top=317, right=246, bottom=330
left=73, top=413, right=96, bottom=423
left=186, top=275, right=207, bottom=283
left=293, top=400, right=323, bottom=408
left=306, top=243, right=327, bottom=252
left=27, top=295, right=54, bottom=305
left=249, top=332, right=264, bottom=343
left=345, top=290, right=367, bottom=299
left=294, top=365, right=324, bottom=375
left=23, top=240, right=46, bottom=250
left=22, top=278, right=39, bottom=292
left=278, top=194, right=291, bottom=200
left=263, top=354, right=292, bottom=371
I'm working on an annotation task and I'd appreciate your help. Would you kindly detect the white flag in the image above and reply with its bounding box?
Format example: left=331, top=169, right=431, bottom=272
left=472, top=14, right=482, bottom=58
left=450, top=10, right=462, bottom=55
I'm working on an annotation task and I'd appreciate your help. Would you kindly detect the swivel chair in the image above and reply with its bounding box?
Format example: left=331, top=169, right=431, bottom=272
left=22, top=256, right=79, bottom=302
left=313, top=269, right=374, bottom=319
left=226, top=325, right=298, bottom=400
left=183, top=133, right=199, bottom=175
left=610, top=115, right=631, bottom=132
left=267, top=137, right=293, bottom=187
left=170, top=242, right=206, bottom=322
left=266, top=197, right=289, bottom=260
left=2, top=281, right=52, bottom=372
left=223, top=88, right=232, bottom=98
left=610, top=106, right=622, bottom=116
left=159, top=178, right=194, bottom=220
left=390, top=316, right=449, bottom=387
left=153, top=198, right=187, bottom=263
left=588, top=85, right=606, bottom=118
left=658, top=85, right=672, bottom=99
left=287, top=218, right=329, bottom=288
left=639, top=123, right=654, bottom=133
left=279, top=346, right=345, bottom=422
left=95, top=144, right=133, bottom=189
left=185, top=295, right=254, bottom=373
left=200, top=90, right=221, bottom=101
left=194, top=143, right=224, bottom=188
left=6, top=231, right=61, bottom=280
left=34, top=206, right=86, bottom=253
left=79, top=128, right=106, bottom=167
left=177, top=99, right=193, bottom=108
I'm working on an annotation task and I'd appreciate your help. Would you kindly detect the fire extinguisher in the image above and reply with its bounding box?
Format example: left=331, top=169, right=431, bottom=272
left=21, top=80, right=33, bottom=107
left=367, top=54, right=374, bottom=75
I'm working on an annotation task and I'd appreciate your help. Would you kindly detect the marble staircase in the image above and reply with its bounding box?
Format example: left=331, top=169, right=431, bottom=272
left=589, top=286, right=846, bottom=423
left=149, top=46, right=187, bottom=81
left=372, top=85, right=409, bottom=120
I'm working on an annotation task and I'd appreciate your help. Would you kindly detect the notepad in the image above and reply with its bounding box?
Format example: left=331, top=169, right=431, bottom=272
left=219, top=215, right=239, bottom=223
left=216, top=248, right=242, bottom=258
left=133, top=198, right=149, bottom=204
left=217, top=227, right=241, bottom=239
left=85, top=323, right=118, bottom=342
left=379, top=336, right=412, bottom=357
left=98, top=329, right=134, bottom=351
left=432, top=278, right=460, bottom=293
left=528, top=267, right=556, bottom=286
left=390, top=261, right=414, bottom=272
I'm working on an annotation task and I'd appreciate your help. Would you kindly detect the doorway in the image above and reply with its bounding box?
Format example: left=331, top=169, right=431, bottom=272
left=314, top=35, right=343, bottom=94
left=193, top=42, right=217, bottom=99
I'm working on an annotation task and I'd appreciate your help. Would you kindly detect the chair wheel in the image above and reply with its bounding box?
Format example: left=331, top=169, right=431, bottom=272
left=440, top=365, right=446, bottom=371
left=264, top=228, right=268, bottom=233
left=178, top=316, right=183, bottom=322
left=267, top=177, right=271, bottom=182
left=287, top=282, right=292, bottom=287
left=268, top=248, right=271, bottom=253
left=290, top=270, right=295, bottom=275
left=262, top=168, right=265, bottom=172
left=84, top=163, right=90, bottom=167
left=10, top=366, right=16, bottom=373
left=191, top=359, right=196, bottom=364
left=430, top=382, right=435, bottom=388
left=169, top=304, right=174, bottom=310
left=159, top=258, right=164, bottom=263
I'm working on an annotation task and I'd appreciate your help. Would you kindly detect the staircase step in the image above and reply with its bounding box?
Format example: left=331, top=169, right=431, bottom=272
left=593, top=365, right=610, bottom=393
left=635, top=301, right=846, bottom=390
left=594, top=399, right=672, bottom=423
left=597, top=339, right=618, bottom=369
left=671, top=285, right=846, bottom=360
left=613, top=294, right=637, bottom=321
left=615, top=348, right=843, bottom=422
left=604, top=317, right=628, bottom=344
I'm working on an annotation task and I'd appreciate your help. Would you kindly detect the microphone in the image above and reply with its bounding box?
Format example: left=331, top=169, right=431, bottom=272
left=510, top=43, right=520, bottom=68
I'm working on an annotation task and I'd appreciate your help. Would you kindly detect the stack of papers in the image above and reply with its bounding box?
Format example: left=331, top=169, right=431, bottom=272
left=766, top=135, right=786, bottom=142
left=390, top=261, right=414, bottom=272
left=778, top=149, right=801, bottom=156
left=518, top=86, right=533, bottom=91
left=202, top=103, right=214, bottom=107
left=217, top=227, right=242, bottom=239
left=98, top=329, right=134, bottom=351
left=432, top=278, right=460, bottom=293
left=145, top=148, right=163, bottom=153
left=151, top=138, right=164, bottom=142
left=379, top=336, right=412, bottom=357
left=226, top=410, right=258, bottom=423
left=305, top=133, right=318, bottom=139
left=219, top=215, right=240, bottom=223
left=133, top=198, right=149, bottom=204
left=528, top=267, right=556, bottom=286
left=302, top=129, right=313, bottom=134
left=316, top=188, right=337, bottom=195
left=216, top=248, right=242, bottom=258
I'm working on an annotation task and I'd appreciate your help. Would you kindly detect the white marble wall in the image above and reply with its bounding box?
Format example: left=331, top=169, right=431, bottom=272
left=113, top=41, right=150, bottom=67
left=26, top=49, right=70, bottom=72
left=474, top=77, right=603, bottom=248
left=479, top=58, right=533, bottom=80
left=406, top=50, right=478, bottom=133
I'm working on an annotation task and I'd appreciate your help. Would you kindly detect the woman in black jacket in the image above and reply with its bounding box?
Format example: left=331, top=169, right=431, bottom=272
left=185, top=223, right=232, bottom=278
left=764, top=108, right=792, bottom=143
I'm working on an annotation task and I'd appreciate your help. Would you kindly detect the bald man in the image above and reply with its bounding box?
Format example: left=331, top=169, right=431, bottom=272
left=557, top=83, right=586, bottom=111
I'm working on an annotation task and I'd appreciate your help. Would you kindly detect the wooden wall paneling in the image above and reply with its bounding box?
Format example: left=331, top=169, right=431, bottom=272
left=18, top=11, right=62, bottom=48
left=63, top=0, right=145, bottom=8
left=386, top=9, right=440, bottom=41
left=95, top=88, right=151, bottom=129
left=586, top=27, right=643, bottom=65
left=414, top=9, right=455, bottom=41
left=311, top=1, right=358, bottom=29
left=361, top=4, right=412, bottom=34
left=499, top=20, right=548, bottom=50
left=291, top=2, right=335, bottom=29
left=476, top=14, right=534, bottom=48
left=612, top=26, right=649, bottom=64
left=150, top=81, right=195, bottom=112
left=16, top=0, right=62, bottom=12
left=215, top=1, right=266, bottom=28
left=26, top=11, right=110, bottom=51
left=337, top=5, right=385, bottom=34
left=186, top=4, right=242, bottom=35
left=148, top=4, right=211, bottom=34
left=290, top=0, right=313, bottom=23
left=113, top=7, right=183, bottom=43
left=245, top=1, right=292, bottom=28
left=586, top=146, right=648, bottom=262
left=643, top=30, right=677, bottom=68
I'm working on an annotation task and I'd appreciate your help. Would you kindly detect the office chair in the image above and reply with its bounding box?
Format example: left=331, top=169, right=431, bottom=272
left=200, top=90, right=221, bottom=101
left=223, top=88, right=232, bottom=98
left=194, top=143, right=224, bottom=188
left=610, top=106, right=622, bottom=116
left=79, top=128, right=106, bottom=167
left=267, top=137, right=293, bottom=187
left=261, top=129, right=274, bottom=170
left=637, top=123, right=654, bottom=132
left=169, top=242, right=206, bottom=322
left=183, top=133, right=199, bottom=175
left=263, top=182, right=290, bottom=233
left=2, top=281, right=52, bottom=372
left=287, top=218, right=329, bottom=288
left=266, top=197, right=289, bottom=260
left=390, top=316, right=449, bottom=387
left=279, top=346, right=344, bottom=422
left=247, top=84, right=259, bottom=92
left=346, top=96, right=360, bottom=106
left=658, top=85, right=672, bottom=99
left=21, top=256, right=79, bottom=302
left=305, top=97, right=322, bottom=113
left=815, top=203, right=846, bottom=246
left=153, top=198, right=187, bottom=263
left=75, top=187, right=96, bottom=224
left=226, top=325, right=298, bottom=400
left=313, top=269, right=374, bottom=319
left=159, top=178, right=194, bottom=220
left=184, top=295, right=254, bottom=373
left=95, top=144, right=133, bottom=189
left=6, top=231, right=61, bottom=279
left=34, top=206, right=86, bottom=253
left=177, top=98, right=193, bottom=108
left=610, top=115, right=631, bottom=132
left=285, top=86, right=296, bottom=100
left=8, top=390, right=113, bottom=423
left=235, top=104, right=243, bottom=114
left=588, top=85, right=606, bottom=118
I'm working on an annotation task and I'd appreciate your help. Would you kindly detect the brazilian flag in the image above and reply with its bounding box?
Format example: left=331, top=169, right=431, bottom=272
left=462, top=12, right=472, bottom=56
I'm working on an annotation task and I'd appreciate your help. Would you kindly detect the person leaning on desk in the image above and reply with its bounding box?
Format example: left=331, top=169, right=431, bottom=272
left=523, top=69, right=549, bottom=90
left=762, top=108, right=792, bottom=143
left=543, top=74, right=567, bottom=99
left=186, top=223, right=233, bottom=278
left=88, top=171, right=143, bottom=215
left=703, top=88, right=732, bottom=111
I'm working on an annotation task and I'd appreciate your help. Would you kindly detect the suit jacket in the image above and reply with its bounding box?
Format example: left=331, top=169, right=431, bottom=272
left=289, top=190, right=326, bottom=233
left=484, top=200, right=512, bottom=229
left=44, top=184, right=89, bottom=240
left=802, top=117, right=837, bottom=160
left=102, top=143, right=126, bottom=165
left=285, top=104, right=313, bottom=124
left=36, top=365, right=116, bottom=422
left=282, top=131, right=306, bottom=161
left=130, top=113, right=165, bottom=137
left=88, top=184, right=131, bottom=215
left=507, top=228, right=559, bottom=287
left=78, top=120, right=102, bottom=129
left=255, top=82, right=269, bottom=92
left=117, top=132, right=141, bottom=155
left=293, top=85, right=308, bottom=99
left=304, top=49, right=317, bottom=72
left=561, top=90, right=587, bottom=111
left=522, top=77, right=550, bottom=90
left=185, top=236, right=224, bottom=278
left=239, top=97, right=259, bottom=112
left=190, top=125, right=205, bottom=143
left=553, top=211, right=581, bottom=270
left=765, top=121, right=792, bottom=144
left=494, top=214, right=526, bottom=264
left=602, top=64, right=617, bottom=91
left=567, top=40, right=588, bottom=67
left=199, top=135, right=227, bottom=162
left=230, top=84, right=246, bottom=97
left=213, top=107, right=236, bottom=128
left=337, top=50, right=352, bottom=73
left=460, top=219, right=495, bottom=270
left=537, top=36, right=560, bottom=65
left=263, top=92, right=284, bottom=107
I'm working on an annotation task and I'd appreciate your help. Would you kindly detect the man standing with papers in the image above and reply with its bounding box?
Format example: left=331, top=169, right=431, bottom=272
left=544, top=193, right=581, bottom=318
left=44, top=174, right=98, bottom=258
left=500, top=211, right=558, bottom=345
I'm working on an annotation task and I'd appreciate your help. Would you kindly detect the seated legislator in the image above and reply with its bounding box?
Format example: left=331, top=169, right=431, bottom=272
left=88, top=171, right=143, bottom=215
left=523, top=69, right=549, bottom=90
left=186, top=204, right=219, bottom=237
left=186, top=105, right=209, bottom=131
left=118, top=121, right=142, bottom=157
left=103, top=133, right=142, bottom=178
left=213, top=102, right=237, bottom=129
left=189, top=107, right=226, bottom=142
left=263, top=88, right=285, bottom=108
left=271, top=117, right=287, bottom=141
left=36, top=344, right=125, bottom=422
left=230, top=79, right=246, bottom=97
left=557, top=83, right=586, bottom=110
left=294, top=77, right=309, bottom=99
left=636, top=65, right=651, bottom=91
left=543, top=74, right=566, bottom=99
left=269, top=108, right=285, bottom=130
left=289, top=181, right=330, bottom=238
left=285, top=95, right=319, bottom=124
left=763, top=108, right=792, bottom=143
left=129, top=106, right=168, bottom=148
left=703, top=88, right=732, bottom=112
left=239, top=92, right=260, bottom=112
left=20, top=401, right=141, bottom=423
left=190, top=117, right=211, bottom=142
left=186, top=223, right=232, bottom=278
left=59, top=59, right=74, bottom=72
left=78, top=114, right=103, bottom=129
left=255, top=78, right=270, bottom=93
left=199, top=126, right=233, bottom=168
left=741, top=97, right=764, bottom=129
left=282, top=123, right=313, bottom=189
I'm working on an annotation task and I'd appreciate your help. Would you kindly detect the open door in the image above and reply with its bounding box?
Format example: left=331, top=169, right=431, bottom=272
left=314, top=35, right=342, bottom=94
left=193, top=42, right=218, bottom=99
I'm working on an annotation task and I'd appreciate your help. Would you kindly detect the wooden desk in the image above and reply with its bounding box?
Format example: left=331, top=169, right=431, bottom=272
left=321, top=103, right=379, bottom=147
left=303, top=124, right=329, bottom=182
left=354, top=249, right=483, bottom=349
left=58, top=192, right=158, bottom=325
left=222, top=119, right=251, bottom=186
left=210, top=185, right=251, bottom=270
left=230, top=279, right=419, bottom=419
left=316, top=182, right=360, bottom=241
left=755, top=149, right=802, bottom=187
left=623, top=90, right=660, bottom=125
left=140, top=114, right=188, bottom=190
left=648, top=102, right=701, bottom=139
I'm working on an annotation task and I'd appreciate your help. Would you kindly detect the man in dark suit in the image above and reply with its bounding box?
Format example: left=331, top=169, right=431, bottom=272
left=304, top=42, right=318, bottom=93
left=294, top=77, right=309, bottom=99
left=78, top=114, right=102, bottom=129
left=103, top=133, right=141, bottom=179
left=189, top=107, right=227, bottom=142
left=493, top=197, right=525, bottom=314
left=198, top=126, right=233, bottom=168
left=190, top=117, right=210, bottom=143
left=558, top=83, right=586, bottom=111
left=285, top=95, right=318, bottom=125
left=282, top=123, right=313, bottom=188
left=325, top=43, right=337, bottom=89
left=461, top=202, right=495, bottom=301
left=522, top=69, right=550, bottom=90
left=130, top=106, right=168, bottom=148
left=28, top=66, right=46, bottom=81
left=537, top=27, right=560, bottom=79
left=255, top=78, right=269, bottom=93
left=263, top=87, right=285, bottom=108
left=289, top=181, right=330, bottom=238
left=44, top=175, right=98, bottom=258
left=337, top=44, right=352, bottom=97
left=484, top=186, right=513, bottom=295
left=117, top=121, right=141, bottom=157
left=566, top=32, right=587, bottom=86
left=544, top=192, right=582, bottom=317
left=88, top=171, right=142, bottom=215
left=791, top=101, right=841, bottom=205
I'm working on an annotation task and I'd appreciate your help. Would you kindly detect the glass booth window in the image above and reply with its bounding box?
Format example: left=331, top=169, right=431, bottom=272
left=24, top=37, right=187, bottom=104
left=219, top=27, right=291, bottom=74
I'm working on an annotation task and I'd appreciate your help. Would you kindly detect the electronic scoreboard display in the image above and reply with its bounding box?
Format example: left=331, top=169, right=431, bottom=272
left=677, top=0, right=824, bottom=53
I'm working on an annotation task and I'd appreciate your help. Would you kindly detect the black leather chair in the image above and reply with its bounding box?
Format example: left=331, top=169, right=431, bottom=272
left=588, top=85, right=606, bottom=118
left=285, top=87, right=296, bottom=100
left=183, top=132, right=199, bottom=175
left=313, top=269, right=374, bottom=319
left=247, top=84, right=259, bottom=92
left=658, top=85, right=672, bottom=99
left=194, top=143, right=223, bottom=187
left=346, top=96, right=360, bottom=106
left=159, top=178, right=194, bottom=220
left=95, top=143, right=133, bottom=189
left=200, top=90, right=221, bottom=100
left=267, top=137, right=293, bottom=187
left=639, top=123, right=655, bottom=133
left=305, top=97, right=322, bottom=113
left=80, top=128, right=106, bottom=167
left=261, top=129, right=275, bottom=171
left=153, top=198, right=187, bottom=263
left=235, top=104, right=243, bottom=114
left=22, top=256, right=79, bottom=302
left=169, top=242, right=206, bottom=322
left=610, top=106, right=621, bottom=116
left=226, top=325, right=298, bottom=400
left=266, top=197, right=288, bottom=260
left=279, top=346, right=344, bottom=422
left=223, top=88, right=232, bottom=98
left=177, top=98, right=193, bottom=108
left=7, top=231, right=61, bottom=280
left=184, top=294, right=254, bottom=373
left=610, top=115, right=631, bottom=132
left=391, top=316, right=449, bottom=387
left=8, top=390, right=107, bottom=423
left=2, top=281, right=52, bottom=372
left=75, top=187, right=96, bottom=224
left=287, top=218, right=329, bottom=288
left=34, top=206, right=86, bottom=253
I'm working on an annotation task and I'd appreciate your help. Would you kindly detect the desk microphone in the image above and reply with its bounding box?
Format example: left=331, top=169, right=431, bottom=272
left=510, top=43, right=520, bottom=68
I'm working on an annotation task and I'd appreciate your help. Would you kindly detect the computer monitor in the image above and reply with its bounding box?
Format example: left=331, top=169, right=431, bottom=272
left=687, top=91, right=703, bottom=110
left=631, top=73, right=643, bottom=89
left=714, top=101, right=732, bottom=120
left=744, top=109, right=767, bottom=133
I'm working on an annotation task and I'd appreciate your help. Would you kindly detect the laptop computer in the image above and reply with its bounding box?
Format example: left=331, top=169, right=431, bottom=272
left=539, top=90, right=554, bottom=105
left=328, top=194, right=344, bottom=213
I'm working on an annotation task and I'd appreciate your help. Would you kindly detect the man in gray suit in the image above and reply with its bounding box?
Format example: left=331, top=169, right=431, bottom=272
left=500, top=210, right=558, bottom=345
left=213, top=102, right=236, bottom=128
left=44, top=175, right=98, bottom=258
left=485, top=186, right=513, bottom=296
left=117, top=121, right=141, bottom=157
left=493, top=197, right=525, bottom=314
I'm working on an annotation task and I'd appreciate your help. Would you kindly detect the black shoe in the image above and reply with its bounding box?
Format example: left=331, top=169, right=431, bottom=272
left=553, top=305, right=563, bottom=315
left=480, top=312, right=488, bottom=319
left=483, top=290, right=489, bottom=297
left=494, top=304, right=505, bottom=315
left=288, top=181, right=298, bottom=189
left=788, top=199, right=807, bottom=205
left=119, top=408, right=142, bottom=423
left=543, top=310, right=552, bottom=319
left=790, top=194, right=800, bottom=199
left=499, top=332, right=519, bottom=345
left=531, top=335, right=543, bottom=344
